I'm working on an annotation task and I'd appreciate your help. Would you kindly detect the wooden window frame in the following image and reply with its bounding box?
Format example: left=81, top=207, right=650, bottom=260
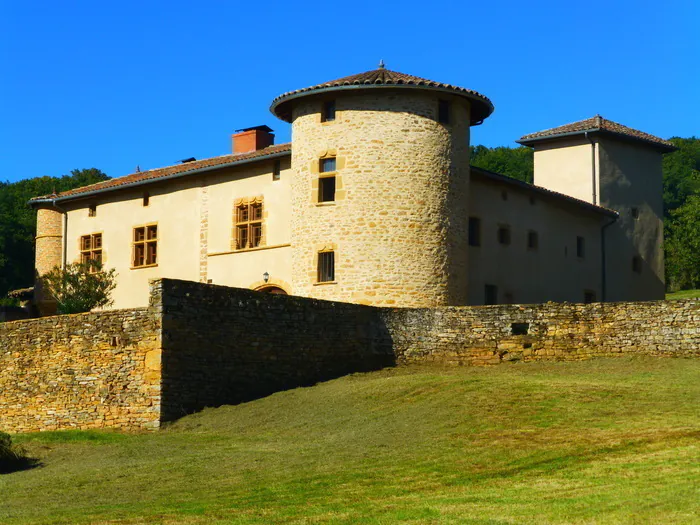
left=234, top=197, right=264, bottom=250
left=132, top=224, right=158, bottom=268
left=317, top=250, right=335, bottom=283
left=79, top=233, right=103, bottom=272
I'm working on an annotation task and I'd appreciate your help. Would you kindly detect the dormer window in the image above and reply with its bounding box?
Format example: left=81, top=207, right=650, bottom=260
left=321, top=100, right=336, bottom=122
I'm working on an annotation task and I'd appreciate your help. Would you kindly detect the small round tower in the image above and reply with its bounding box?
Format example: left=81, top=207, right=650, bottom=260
left=34, top=205, right=64, bottom=315
left=271, top=66, right=493, bottom=307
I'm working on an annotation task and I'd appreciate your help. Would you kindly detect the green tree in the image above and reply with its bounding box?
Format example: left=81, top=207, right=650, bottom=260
left=0, top=168, right=109, bottom=301
left=665, top=195, right=700, bottom=291
left=43, top=260, right=117, bottom=314
left=470, top=145, right=534, bottom=183
left=662, top=137, right=700, bottom=216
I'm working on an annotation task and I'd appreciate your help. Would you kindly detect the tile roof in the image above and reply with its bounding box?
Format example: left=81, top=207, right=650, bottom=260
left=30, top=143, right=291, bottom=204
left=270, top=67, right=494, bottom=124
left=470, top=166, right=618, bottom=218
left=517, top=115, right=676, bottom=151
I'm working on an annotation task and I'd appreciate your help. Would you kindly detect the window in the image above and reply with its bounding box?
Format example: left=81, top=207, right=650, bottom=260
left=321, top=100, right=336, bottom=122
left=235, top=199, right=263, bottom=249
left=501, top=191, right=508, bottom=201
left=80, top=233, right=103, bottom=271
left=133, top=225, right=158, bottom=267
left=584, top=290, right=597, bottom=304
left=631, top=207, right=639, bottom=220
left=319, top=177, right=336, bottom=203
left=576, top=236, right=585, bottom=258
left=438, top=99, right=450, bottom=124
left=632, top=256, right=642, bottom=273
left=272, top=159, right=281, bottom=181
left=498, top=225, right=511, bottom=245
left=527, top=231, right=539, bottom=250
left=143, top=192, right=150, bottom=206
left=485, top=284, right=498, bottom=305
left=88, top=204, right=97, bottom=217
left=468, top=217, right=481, bottom=247
left=319, top=157, right=337, bottom=203
left=320, top=157, right=336, bottom=173
left=317, top=251, right=335, bottom=282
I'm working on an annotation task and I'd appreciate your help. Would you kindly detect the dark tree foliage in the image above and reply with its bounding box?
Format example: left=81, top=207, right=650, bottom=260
left=662, top=137, right=700, bottom=216
left=0, top=168, right=109, bottom=301
left=470, top=145, right=534, bottom=184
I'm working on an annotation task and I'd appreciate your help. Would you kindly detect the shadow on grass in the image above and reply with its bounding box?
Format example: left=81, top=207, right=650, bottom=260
left=0, top=456, right=41, bottom=475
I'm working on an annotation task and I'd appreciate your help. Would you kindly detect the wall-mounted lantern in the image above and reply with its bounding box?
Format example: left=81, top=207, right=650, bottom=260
left=263, top=272, right=270, bottom=283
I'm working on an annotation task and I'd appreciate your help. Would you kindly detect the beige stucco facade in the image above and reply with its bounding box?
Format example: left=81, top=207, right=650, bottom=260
left=31, top=68, right=669, bottom=310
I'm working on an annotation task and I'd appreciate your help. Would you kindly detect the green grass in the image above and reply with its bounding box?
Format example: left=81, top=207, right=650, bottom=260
left=2, top=358, right=699, bottom=524
left=666, top=288, right=700, bottom=300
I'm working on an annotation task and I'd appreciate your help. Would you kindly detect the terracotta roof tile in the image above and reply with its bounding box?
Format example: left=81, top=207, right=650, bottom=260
left=470, top=166, right=618, bottom=218
left=517, top=116, right=676, bottom=151
left=31, top=143, right=291, bottom=203
left=270, top=67, right=494, bottom=124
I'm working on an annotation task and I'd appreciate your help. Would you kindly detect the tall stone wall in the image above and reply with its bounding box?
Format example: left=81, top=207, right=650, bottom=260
left=382, top=300, right=700, bottom=365
left=152, top=279, right=394, bottom=421
left=0, top=308, right=161, bottom=433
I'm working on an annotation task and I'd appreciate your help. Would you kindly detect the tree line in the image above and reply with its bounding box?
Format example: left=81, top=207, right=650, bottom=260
left=0, top=139, right=698, bottom=303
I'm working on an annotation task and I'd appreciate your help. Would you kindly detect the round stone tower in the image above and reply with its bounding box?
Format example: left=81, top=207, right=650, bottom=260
left=271, top=66, right=493, bottom=307
left=34, top=205, right=64, bottom=315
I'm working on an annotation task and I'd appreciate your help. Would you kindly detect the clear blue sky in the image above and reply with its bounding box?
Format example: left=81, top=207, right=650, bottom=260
left=1, top=0, right=698, bottom=183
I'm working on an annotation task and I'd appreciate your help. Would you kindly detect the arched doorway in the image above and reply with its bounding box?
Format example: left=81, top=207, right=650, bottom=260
left=256, top=285, right=288, bottom=295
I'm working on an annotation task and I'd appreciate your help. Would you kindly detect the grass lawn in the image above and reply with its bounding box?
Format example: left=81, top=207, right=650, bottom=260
left=2, top=358, right=699, bottom=524
left=666, top=289, right=700, bottom=300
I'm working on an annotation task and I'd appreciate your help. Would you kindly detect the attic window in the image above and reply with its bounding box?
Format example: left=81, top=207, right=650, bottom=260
left=632, top=256, right=642, bottom=273
left=577, top=236, right=585, bottom=258
left=498, top=225, right=511, bottom=245
left=272, top=159, right=281, bottom=181
left=321, top=100, right=336, bottom=122
left=527, top=231, right=539, bottom=250
left=438, top=100, right=450, bottom=124
left=143, top=193, right=150, bottom=207
left=88, top=204, right=97, bottom=217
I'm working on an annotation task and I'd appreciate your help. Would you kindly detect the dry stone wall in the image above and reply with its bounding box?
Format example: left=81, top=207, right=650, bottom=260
left=0, top=308, right=161, bottom=433
left=152, top=279, right=394, bottom=421
left=383, top=300, right=700, bottom=365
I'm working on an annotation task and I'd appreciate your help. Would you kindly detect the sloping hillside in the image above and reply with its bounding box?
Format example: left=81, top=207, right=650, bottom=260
left=3, top=358, right=699, bottom=524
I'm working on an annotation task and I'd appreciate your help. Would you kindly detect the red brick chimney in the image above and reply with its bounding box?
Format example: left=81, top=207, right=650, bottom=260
left=232, top=125, right=275, bottom=154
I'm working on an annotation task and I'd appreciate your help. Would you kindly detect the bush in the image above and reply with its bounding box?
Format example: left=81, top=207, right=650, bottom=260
left=43, top=260, right=117, bottom=314
left=0, top=431, right=35, bottom=474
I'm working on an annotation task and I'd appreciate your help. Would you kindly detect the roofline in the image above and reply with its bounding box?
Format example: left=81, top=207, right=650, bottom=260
left=516, top=128, right=677, bottom=152
left=29, top=149, right=292, bottom=207
left=270, top=83, right=494, bottom=124
left=470, top=166, right=619, bottom=218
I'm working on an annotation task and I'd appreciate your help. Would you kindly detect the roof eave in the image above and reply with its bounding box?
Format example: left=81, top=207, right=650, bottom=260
left=270, top=83, right=494, bottom=124
left=29, top=149, right=292, bottom=207
left=517, top=128, right=677, bottom=153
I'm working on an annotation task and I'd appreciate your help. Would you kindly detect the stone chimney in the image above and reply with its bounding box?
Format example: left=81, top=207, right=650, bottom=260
left=232, top=125, right=275, bottom=154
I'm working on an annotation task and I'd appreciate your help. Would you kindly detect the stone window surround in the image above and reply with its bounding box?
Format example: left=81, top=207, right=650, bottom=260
left=132, top=223, right=158, bottom=269
left=310, top=149, right=346, bottom=205
left=232, top=196, right=266, bottom=251
left=314, top=242, right=338, bottom=286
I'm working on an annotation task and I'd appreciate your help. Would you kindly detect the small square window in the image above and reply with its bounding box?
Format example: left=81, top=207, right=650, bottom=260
left=468, top=217, right=481, bottom=247
left=320, top=157, right=336, bottom=173
left=318, top=251, right=335, bottom=283
left=631, top=207, right=639, bottom=220
left=319, top=176, right=336, bottom=203
left=632, top=256, right=642, bottom=273
left=143, top=193, right=150, bottom=206
left=576, top=236, right=585, bottom=258
left=272, top=160, right=281, bottom=181
left=485, top=284, right=498, bottom=305
left=321, top=100, right=336, bottom=122
left=438, top=100, right=450, bottom=124
left=498, top=225, right=511, bottom=245
left=527, top=231, right=539, bottom=250
left=88, top=204, right=97, bottom=217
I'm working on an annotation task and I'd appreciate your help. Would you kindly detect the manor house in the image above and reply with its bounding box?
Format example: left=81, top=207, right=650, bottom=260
left=29, top=66, right=675, bottom=314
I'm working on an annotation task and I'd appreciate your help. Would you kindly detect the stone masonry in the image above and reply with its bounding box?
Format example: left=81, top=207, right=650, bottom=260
left=1, top=278, right=698, bottom=433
